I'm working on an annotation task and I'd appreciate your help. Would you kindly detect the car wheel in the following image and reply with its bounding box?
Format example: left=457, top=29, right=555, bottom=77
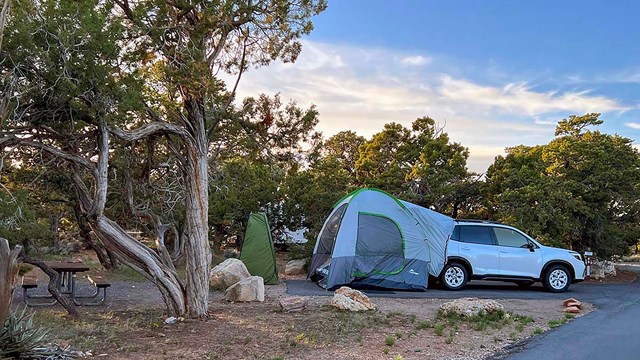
left=515, top=280, right=535, bottom=287
left=542, top=265, right=571, bottom=293
left=440, top=262, right=468, bottom=291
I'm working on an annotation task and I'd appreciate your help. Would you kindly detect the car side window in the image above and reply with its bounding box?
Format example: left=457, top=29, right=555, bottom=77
left=458, top=225, right=494, bottom=245
left=494, top=227, right=530, bottom=248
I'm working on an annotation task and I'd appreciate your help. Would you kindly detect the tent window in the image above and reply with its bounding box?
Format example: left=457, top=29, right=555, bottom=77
left=317, top=203, right=348, bottom=255
left=356, top=213, right=403, bottom=256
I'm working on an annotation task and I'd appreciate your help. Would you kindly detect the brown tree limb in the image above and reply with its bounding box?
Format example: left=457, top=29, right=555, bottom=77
left=108, top=120, right=194, bottom=145
left=18, top=254, right=80, bottom=318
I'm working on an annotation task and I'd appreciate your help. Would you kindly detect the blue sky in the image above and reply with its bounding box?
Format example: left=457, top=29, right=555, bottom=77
left=229, top=1, right=640, bottom=172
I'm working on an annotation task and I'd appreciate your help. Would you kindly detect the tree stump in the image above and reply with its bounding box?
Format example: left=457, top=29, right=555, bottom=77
left=0, top=238, right=22, bottom=326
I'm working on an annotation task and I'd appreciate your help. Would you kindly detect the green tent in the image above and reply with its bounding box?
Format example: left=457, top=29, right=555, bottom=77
left=239, top=212, right=278, bottom=284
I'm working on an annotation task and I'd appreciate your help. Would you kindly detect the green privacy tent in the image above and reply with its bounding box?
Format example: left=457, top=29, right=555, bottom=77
left=239, top=212, right=278, bottom=284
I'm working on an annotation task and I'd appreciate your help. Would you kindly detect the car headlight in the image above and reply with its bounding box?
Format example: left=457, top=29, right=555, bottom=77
left=569, top=251, right=582, bottom=261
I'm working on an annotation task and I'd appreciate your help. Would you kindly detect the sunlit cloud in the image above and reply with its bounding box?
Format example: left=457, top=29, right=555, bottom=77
left=224, top=40, right=631, bottom=172
left=625, top=122, right=640, bottom=130
left=400, top=55, right=431, bottom=66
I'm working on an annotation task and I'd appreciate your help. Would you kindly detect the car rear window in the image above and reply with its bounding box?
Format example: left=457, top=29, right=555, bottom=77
left=458, top=225, right=494, bottom=245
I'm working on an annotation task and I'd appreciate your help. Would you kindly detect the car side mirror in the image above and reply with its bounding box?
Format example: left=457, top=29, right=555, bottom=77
left=526, top=242, right=535, bottom=252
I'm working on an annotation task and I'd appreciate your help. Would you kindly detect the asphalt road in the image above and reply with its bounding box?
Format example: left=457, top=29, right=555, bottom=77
left=504, top=265, right=640, bottom=360
left=287, top=265, right=640, bottom=360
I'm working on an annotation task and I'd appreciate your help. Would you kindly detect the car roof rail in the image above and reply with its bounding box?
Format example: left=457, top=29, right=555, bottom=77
left=455, top=218, right=505, bottom=225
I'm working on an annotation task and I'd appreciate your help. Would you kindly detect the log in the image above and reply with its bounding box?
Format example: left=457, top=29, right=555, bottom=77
left=0, top=238, right=21, bottom=326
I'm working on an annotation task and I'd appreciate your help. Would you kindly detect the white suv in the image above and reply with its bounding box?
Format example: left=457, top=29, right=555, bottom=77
left=441, top=220, right=586, bottom=293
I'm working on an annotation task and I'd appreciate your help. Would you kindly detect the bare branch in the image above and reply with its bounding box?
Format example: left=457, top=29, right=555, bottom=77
left=109, top=121, right=194, bottom=145
left=0, top=136, right=98, bottom=177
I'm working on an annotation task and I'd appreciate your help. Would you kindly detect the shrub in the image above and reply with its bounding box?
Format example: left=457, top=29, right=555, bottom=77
left=385, top=335, right=395, bottom=346
left=0, top=307, right=72, bottom=359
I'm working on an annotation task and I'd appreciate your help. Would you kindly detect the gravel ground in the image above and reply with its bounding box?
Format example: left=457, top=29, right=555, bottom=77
left=9, top=254, right=601, bottom=360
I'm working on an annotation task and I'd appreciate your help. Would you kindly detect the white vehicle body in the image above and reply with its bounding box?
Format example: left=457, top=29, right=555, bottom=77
left=443, top=221, right=586, bottom=292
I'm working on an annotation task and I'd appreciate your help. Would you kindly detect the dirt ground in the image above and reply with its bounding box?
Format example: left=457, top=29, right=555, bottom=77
left=12, top=252, right=599, bottom=360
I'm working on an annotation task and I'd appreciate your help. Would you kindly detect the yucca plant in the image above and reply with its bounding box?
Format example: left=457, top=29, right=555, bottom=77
left=0, top=307, right=75, bottom=359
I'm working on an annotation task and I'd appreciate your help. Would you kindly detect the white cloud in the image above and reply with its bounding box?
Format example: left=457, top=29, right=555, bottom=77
left=625, top=122, right=640, bottom=130
left=400, top=55, right=431, bottom=66
left=438, top=76, right=628, bottom=116
left=224, top=40, right=630, bottom=173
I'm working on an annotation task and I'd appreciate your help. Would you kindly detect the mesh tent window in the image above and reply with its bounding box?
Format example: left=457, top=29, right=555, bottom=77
left=316, top=203, right=348, bottom=255
left=355, top=213, right=404, bottom=257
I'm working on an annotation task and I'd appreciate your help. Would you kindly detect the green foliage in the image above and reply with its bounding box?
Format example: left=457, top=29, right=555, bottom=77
left=485, top=114, right=640, bottom=256
left=385, top=335, right=395, bottom=346
left=533, top=327, right=543, bottom=335
left=0, top=307, right=71, bottom=359
left=415, top=320, right=432, bottom=330
left=445, top=334, right=454, bottom=344
left=548, top=319, right=566, bottom=329
left=433, top=323, right=445, bottom=336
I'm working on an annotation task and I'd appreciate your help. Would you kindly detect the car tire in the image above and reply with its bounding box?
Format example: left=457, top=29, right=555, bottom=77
left=542, top=265, right=571, bottom=293
left=440, top=262, right=468, bottom=291
left=515, top=280, right=535, bottom=287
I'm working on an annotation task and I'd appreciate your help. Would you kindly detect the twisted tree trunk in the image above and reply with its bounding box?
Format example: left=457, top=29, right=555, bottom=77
left=182, top=97, right=211, bottom=318
left=90, top=216, right=187, bottom=316
left=0, top=238, right=20, bottom=326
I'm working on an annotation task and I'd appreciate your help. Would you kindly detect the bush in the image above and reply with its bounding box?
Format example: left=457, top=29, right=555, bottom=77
left=0, top=307, right=73, bottom=359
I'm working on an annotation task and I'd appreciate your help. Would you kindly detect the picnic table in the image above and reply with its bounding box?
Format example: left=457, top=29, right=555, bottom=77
left=22, top=260, right=110, bottom=307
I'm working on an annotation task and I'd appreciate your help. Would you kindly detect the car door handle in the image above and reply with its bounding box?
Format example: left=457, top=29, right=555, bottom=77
left=461, top=246, right=471, bottom=250
left=499, top=250, right=509, bottom=253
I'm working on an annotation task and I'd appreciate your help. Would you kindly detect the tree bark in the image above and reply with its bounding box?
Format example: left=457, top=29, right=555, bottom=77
left=74, top=196, right=117, bottom=270
left=91, top=216, right=187, bottom=316
left=182, top=97, right=211, bottom=318
left=0, top=238, right=21, bottom=326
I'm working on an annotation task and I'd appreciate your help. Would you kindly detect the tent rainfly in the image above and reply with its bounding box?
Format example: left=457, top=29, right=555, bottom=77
left=239, top=212, right=278, bottom=285
left=308, top=188, right=454, bottom=291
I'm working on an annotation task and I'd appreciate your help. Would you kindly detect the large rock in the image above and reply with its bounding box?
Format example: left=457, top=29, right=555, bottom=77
left=285, top=259, right=307, bottom=275
left=279, top=296, right=308, bottom=312
left=563, top=306, right=580, bottom=314
left=591, top=260, right=616, bottom=279
left=439, top=298, right=504, bottom=317
left=224, top=276, right=265, bottom=302
left=331, top=286, right=376, bottom=311
left=209, top=258, right=251, bottom=290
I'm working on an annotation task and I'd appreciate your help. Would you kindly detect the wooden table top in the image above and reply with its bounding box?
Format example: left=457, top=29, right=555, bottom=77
left=44, top=261, right=91, bottom=272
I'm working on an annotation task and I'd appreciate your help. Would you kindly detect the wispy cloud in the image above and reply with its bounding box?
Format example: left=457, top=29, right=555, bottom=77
left=400, top=55, right=431, bottom=66
left=439, top=76, right=628, bottom=115
left=224, top=40, right=630, bottom=172
left=625, top=122, right=640, bottom=130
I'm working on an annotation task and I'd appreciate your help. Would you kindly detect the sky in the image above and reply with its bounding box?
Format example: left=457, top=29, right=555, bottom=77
left=228, top=1, right=640, bottom=173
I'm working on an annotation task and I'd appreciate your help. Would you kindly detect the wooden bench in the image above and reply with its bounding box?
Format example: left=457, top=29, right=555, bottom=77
left=22, top=277, right=57, bottom=307
left=22, top=277, right=38, bottom=289
left=73, top=275, right=110, bottom=306
left=88, top=276, right=111, bottom=288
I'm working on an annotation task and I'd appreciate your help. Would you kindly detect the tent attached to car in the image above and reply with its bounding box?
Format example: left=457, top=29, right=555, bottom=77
left=308, top=188, right=454, bottom=291
left=239, top=212, right=278, bottom=285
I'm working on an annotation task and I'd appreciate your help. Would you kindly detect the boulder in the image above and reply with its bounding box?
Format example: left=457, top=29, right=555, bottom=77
left=279, top=296, right=308, bottom=312
left=285, top=259, right=307, bottom=275
left=331, top=286, right=376, bottom=311
left=224, top=276, right=265, bottom=302
left=564, top=300, right=582, bottom=309
left=563, top=306, right=580, bottom=314
left=439, top=298, right=504, bottom=317
left=209, top=258, right=251, bottom=290
left=591, top=260, right=617, bottom=279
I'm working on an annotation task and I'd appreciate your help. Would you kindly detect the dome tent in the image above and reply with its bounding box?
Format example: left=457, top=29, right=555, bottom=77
left=239, top=212, right=278, bottom=285
left=308, top=188, right=454, bottom=291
